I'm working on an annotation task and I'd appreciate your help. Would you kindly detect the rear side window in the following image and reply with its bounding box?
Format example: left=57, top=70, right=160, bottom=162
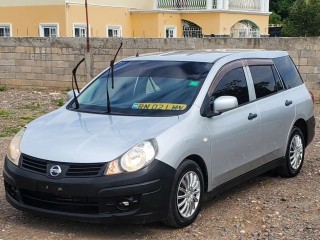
left=250, top=66, right=276, bottom=99
left=213, top=67, right=249, bottom=105
left=273, top=56, right=303, bottom=89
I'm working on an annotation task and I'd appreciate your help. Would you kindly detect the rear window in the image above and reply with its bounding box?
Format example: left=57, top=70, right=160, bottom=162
left=250, top=65, right=277, bottom=99
left=273, top=56, right=303, bottom=89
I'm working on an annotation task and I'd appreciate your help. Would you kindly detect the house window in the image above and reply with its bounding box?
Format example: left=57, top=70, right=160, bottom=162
left=0, top=25, right=11, bottom=37
left=165, top=26, right=177, bottom=38
left=107, top=26, right=122, bottom=38
left=74, top=25, right=87, bottom=37
left=40, top=24, right=59, bottom=37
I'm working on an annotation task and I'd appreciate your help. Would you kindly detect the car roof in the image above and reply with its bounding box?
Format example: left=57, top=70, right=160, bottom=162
left=125, top=49, right=288, bottom=63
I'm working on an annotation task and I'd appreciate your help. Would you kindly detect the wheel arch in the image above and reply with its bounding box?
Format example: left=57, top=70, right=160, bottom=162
left=183, top=154, right=208, bottom=193
left=293, top=118, right=308, bottom=145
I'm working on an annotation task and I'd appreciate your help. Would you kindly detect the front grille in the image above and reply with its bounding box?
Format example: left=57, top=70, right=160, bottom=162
left=66, top=163, right=105, bottom=177
left=20, top=189, right=99, bottom=214
left=21, top=155, right=47, bottom=174
left=20, top=154, right=106, bottom=177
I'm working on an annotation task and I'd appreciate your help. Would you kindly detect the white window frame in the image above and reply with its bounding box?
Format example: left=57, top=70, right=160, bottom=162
left=107, top=25, right=122, bottom=38
left=165, top=26, right=177, bottom=38
left=39, top=24, right=60, bottom=37
left=0, top=24, right=12, bottom=37
left=73, top=24, right=90, bottom=38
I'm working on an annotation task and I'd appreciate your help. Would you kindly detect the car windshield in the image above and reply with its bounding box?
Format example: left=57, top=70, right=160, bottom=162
left=68, top=60, right=213, bottom=116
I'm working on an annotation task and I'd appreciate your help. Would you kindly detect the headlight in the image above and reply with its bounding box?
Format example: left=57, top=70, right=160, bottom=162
left=7, top=127, right=26, bottom=165
left=105, top=139, right=157, bottom=175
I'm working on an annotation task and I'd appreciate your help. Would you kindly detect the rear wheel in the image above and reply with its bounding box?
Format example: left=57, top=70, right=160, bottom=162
left=278, top=127, right=305, bottom=177
left=164, top=160, right=204, bottom=228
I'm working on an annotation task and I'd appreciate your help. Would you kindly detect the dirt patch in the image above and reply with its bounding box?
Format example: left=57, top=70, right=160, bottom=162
left=0, top=89, right=319, bottom=240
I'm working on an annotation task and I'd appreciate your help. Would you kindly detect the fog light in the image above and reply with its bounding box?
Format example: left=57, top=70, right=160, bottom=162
left=117, top=197, right=133, bottom=211
left=5, top=182, right=16, bottom=198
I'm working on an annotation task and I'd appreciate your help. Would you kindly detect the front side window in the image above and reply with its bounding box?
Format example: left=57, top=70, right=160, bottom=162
left=0, top=25, right=11, bottom=37
left=250, top=66, right=276, bottom=99
left=69, top=61, right=213, bottom=116
left=74, top=25, right=87, bottom=37
left=107, top=26, right=122, bottom=38
left=40, top=24, right=58, bottom=37
left=213, top=67, right=249, bottom=105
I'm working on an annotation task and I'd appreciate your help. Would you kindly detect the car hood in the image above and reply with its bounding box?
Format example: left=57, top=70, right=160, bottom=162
left=20, top=108, right=179, bottom=163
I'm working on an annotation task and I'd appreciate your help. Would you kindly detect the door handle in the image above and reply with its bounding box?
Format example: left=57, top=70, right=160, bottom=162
left=248, top=113, right=258, bottom=120
left=285, top=100, right=293, bottom=106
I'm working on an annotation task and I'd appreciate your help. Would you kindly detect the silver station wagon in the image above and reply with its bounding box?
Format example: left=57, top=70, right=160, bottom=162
left=4, top=50, right=315, bottom=227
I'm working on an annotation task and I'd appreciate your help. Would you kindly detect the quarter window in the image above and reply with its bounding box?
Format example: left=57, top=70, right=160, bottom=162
left=213, top=67, right=249, bottom=105
left=0, top=25, right=11, bottom=37
left=273, top=56, right=303, bottom=89
left=250, top=66, right=276, bottom=99
left=40, top=24, right=58, bottom=37
left=107, top=26, right=122, bottom=38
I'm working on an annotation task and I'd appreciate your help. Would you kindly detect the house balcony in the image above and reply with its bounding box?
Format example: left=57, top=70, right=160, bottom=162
left=155, top=0, right=270, bottom=12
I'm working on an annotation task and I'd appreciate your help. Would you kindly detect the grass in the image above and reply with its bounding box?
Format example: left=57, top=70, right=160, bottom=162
left=0, top=85, right=6, bottom=92
left=20, top=116, right=36, bottom=122
left=0, top=126, right=21, bottom=138
left=0, top=109, right=10, bottom=117
left=0, top=90, right=66, bottom=138
left=24, top=102, right=41, bottom=111
left=55, top=98, right=65, bottom=106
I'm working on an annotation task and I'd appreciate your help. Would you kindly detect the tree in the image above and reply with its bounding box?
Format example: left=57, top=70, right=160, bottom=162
left=270, top=0, right=296, bottom=20
left=269, top=12, right=282, bottom=25
left=283, top=0, right=320, bottom=36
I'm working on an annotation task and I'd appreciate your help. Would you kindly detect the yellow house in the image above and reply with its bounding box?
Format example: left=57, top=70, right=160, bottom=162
left=0, top=0, right=270, bottom=38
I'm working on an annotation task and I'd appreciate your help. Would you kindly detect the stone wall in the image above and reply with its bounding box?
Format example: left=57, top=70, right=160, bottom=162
left=0, top=37, right=320, bottom=97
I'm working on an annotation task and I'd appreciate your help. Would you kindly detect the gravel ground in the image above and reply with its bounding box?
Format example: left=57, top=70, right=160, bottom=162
left=0, top=89, right=319, bottom=240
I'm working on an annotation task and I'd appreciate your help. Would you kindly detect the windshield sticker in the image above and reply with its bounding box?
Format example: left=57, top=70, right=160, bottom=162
left=132, top=103, right=187, bottom=111
left=188, top=81, right=200, bottom=87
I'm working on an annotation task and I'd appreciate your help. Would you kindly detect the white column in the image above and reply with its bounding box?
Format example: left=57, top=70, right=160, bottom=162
left=264, top=0, right=270, bottom=12
left=260, top=0, right=265, bottom=12
left=153, top=0, right=158, bottom=9
left=217, top=0, right=223, bottom=9
left=206, top=0, right=213, bottom=10
left=223, top=0, right=229, bottom=9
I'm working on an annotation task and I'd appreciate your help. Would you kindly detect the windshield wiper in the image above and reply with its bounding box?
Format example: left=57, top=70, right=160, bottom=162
left=106, top=42, right=123, bottom=113
left=72, top=58, right=85, bottom=109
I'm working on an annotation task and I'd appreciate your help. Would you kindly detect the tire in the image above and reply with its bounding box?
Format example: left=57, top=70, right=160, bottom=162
left=278, top=126, right=305, bottom=178
left=163, top=160, right=204, bottom=228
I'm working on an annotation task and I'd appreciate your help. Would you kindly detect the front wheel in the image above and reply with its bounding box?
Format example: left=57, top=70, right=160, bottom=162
left=164, top=160, right=204, bottom=228
left=278, top=126, right=305, bottom=177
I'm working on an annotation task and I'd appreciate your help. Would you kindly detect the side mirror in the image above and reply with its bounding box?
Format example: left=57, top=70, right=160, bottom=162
left=204, top=96, right=238, bottom=118
left=67, top=90, right=79, bottom=101
left=214, top=96, right=238, bottom=113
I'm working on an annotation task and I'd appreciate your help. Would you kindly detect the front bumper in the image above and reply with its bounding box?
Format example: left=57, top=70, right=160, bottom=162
left=3, top=157, right=175, bottom=224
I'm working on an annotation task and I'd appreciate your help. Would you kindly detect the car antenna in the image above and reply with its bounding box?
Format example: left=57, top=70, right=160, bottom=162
left=110, top=42, right=123, bottom=89
left=72, top=58, right=85, bottom=109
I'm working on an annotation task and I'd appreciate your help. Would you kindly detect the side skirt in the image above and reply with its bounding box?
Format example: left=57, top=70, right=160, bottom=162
left=205, top=157, right=285, bottom=201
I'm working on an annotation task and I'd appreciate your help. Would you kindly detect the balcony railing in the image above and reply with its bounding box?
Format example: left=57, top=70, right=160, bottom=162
left=156, top=0, right=266, bottom=12
left=157, top=0, right=207, bottom=10
left=229, top=0, right=260, bottom=11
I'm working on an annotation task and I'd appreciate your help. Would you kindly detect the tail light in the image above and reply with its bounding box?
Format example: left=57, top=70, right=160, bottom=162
left=309, top=91, right=315, bottom=104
